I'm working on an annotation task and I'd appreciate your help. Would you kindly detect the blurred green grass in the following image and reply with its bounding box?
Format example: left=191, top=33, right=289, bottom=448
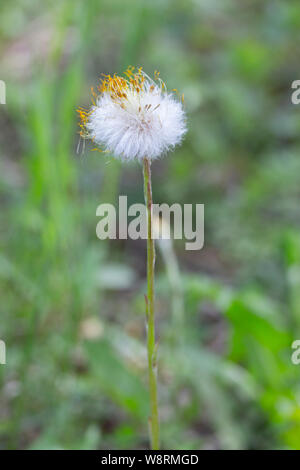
left=1, top=0, right=300, bottom=450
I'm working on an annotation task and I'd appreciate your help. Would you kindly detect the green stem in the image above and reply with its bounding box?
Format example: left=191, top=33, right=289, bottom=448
left=143, top=157, right=160, bottom=450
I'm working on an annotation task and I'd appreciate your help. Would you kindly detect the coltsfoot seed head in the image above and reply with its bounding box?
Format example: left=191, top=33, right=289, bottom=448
left=78, top=66, right=187, bottom=161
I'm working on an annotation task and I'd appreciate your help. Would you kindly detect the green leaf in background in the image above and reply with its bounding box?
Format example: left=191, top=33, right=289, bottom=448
left=84, top=339, right=148, bottom=421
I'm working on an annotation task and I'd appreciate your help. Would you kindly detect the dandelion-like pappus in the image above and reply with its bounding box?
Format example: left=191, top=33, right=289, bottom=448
left=78, top=66, right=186, bottom=161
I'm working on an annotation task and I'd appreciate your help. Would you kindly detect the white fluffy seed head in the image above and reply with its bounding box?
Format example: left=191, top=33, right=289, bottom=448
left=78, top=67, right=187, bottom=162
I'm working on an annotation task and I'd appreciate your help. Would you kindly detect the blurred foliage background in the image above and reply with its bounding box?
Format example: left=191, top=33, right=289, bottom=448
left=1, top=0, right=300, bottom=450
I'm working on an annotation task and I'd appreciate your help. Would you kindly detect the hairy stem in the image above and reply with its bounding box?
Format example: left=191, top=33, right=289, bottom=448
left=143, top=157, right=160, bottom=450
